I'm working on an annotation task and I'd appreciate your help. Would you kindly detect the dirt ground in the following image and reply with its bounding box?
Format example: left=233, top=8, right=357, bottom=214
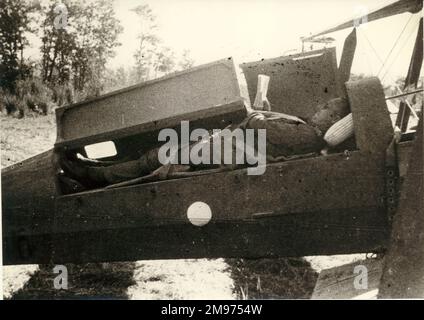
left=1, top=112, right=362, bottom=300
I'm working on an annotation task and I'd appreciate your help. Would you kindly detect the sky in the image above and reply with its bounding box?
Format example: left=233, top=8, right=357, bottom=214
left=26, top=0, right=423, bottom=86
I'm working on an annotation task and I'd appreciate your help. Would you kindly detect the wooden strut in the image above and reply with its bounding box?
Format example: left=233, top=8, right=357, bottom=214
left=379, top=117, right=424, bottom=298
left=385, top=88, right=423, bottom=100
left=395, top=18, right=423, bottom=132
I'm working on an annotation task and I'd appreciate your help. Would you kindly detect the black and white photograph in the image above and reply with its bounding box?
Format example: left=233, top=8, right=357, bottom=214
left=0, top=0, right=423, bottom=304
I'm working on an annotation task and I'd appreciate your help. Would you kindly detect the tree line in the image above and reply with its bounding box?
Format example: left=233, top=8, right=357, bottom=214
left=0, top=0, right=194, bottom=117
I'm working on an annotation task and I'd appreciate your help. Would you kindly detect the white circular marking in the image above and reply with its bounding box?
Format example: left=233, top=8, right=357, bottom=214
left=187, top=201, right=212, bottom=226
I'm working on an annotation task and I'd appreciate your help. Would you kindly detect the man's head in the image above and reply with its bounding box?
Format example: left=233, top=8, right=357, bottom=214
left=311, top=97, right=350, bottom=134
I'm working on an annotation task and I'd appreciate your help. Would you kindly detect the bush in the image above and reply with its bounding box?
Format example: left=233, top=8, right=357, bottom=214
left=1, top=77, right=80, bottom=118
left=1, top=92, right=18, bottom=114
left=0, top=90, right=26, bottom=117
left=51, top=83, right=74, bottom=106
left=15, top=78, right=55, bottom=115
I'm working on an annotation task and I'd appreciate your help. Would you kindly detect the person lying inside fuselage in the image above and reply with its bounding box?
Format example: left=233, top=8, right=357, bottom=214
left=60, top=98, right=352, bottom=189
